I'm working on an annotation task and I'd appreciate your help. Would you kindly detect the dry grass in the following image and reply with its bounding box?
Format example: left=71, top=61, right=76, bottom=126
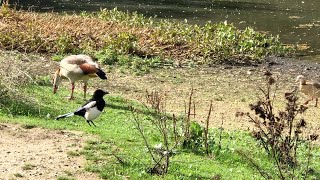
left=0, top=6, right=292, bottom=65
left=0, top=7, right=168, bottom=56
left=0, top=51, right=55, bottom=90
left=0, top=51, right=56, bottom=116
left=0, top=8, right=123, bottom=53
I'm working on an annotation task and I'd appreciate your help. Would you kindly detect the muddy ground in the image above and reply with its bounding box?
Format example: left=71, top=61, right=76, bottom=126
left=106, top=56, right=320, bottom=132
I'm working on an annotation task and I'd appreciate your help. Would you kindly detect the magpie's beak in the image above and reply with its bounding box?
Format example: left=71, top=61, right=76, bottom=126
left=104, top=90, right=109, bottom=95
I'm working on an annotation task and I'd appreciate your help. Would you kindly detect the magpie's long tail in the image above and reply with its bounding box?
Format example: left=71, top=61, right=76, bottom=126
left=56, top=112, right=74, bottom=120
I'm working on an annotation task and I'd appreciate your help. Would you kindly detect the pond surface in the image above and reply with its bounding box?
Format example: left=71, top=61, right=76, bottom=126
left=10, top=0, right=320, bottom=60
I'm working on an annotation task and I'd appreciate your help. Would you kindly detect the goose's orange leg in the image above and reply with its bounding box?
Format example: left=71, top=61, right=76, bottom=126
left=69, top=82, right=75, bottom=100
left=83, top=83, right=87, bottom=100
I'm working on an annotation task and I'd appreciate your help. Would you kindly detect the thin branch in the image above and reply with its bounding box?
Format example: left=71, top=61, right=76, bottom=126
left=129, top=108, right=158, bottom=163
left=204, top=100, right=213, bottom=154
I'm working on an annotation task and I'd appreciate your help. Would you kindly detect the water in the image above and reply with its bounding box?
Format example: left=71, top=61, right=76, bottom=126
left=9, top=0, right=320, bottom=60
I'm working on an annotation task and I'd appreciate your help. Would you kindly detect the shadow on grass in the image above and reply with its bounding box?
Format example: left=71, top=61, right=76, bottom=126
left=107, top=95, right=171, bottom=118
left=0, top=95, right=57, bottom=118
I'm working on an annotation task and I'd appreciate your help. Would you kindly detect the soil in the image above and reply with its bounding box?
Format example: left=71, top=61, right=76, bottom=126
left=0, top=123, right=99, bottom=180
left=1, top=52, right=320, bottom=179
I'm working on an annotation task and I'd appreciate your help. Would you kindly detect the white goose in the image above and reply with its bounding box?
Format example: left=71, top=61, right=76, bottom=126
left=53, top=54, right=107, bottom=100
left=296, top=75, right=320, bottom=107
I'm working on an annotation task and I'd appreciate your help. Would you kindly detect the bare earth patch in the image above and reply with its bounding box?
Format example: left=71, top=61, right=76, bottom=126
left=104, top=57, right=320, bottom=143
left=0, top=123, right=100, bottom=180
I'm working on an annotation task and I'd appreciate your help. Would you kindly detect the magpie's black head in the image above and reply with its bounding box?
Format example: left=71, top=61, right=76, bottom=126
left=92, top=89, right=109, bottom=99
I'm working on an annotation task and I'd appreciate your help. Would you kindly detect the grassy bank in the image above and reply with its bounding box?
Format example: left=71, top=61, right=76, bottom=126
left=0, top=82, right=319, bottom=179
left=0, top=5, right=293, bottom=69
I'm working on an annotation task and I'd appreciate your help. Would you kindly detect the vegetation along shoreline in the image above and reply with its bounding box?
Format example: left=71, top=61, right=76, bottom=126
left=0, top=3, right=319, bottom=180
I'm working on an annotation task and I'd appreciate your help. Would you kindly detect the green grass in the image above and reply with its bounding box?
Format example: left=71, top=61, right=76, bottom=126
left=67, top=150, right=81, bottom=157
left=0, top=84, right=319, bottom=179
left=57, top=176, right=75, bottom=180
left=22, top=164, right=37, bottom=170
left=13, top=173, right=24, bottom=178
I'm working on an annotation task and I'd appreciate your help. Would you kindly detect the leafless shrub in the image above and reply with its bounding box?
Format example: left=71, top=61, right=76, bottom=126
left=129, top=90, right=174, bottom=175
left=0, top=54, right=35, bottom=114
left=172, top=113, right=179, bottom=147
left=0, top=59, right=31, bottom=92
left=130, top=88, right=217, bottom=175
left=145, top=90, right=166, bottom=113
left=183, top=87, right=195, bottom=140
left=130, top=88, right=221, bottom=175
left=217, top=114, right=224, bottom=152
left=238, top=70, right=319, bottom=179
left=1, top=0, right=9, bottom=6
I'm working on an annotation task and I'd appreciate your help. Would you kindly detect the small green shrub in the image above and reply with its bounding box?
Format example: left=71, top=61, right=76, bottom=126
left=104, top=32, right=138, bottom=54
left=55, top=34, right=77, bottom=54
left=182, top=121, right=216, bottom=154
left=34, top=75, right=52, bottom=86
left=95, top=48, right=118, bottom=65
left=21, top=124, right=36, bottom=129
left=67, top=151, right=81, bottom=157
left=182, top=122, right=203, bottom=151
left=57, top=176, right=75, bottom=180
left=97, top=7, right=151, bottom=27
left=14, top=173, right=24, bottom=178
left=51, top=54, right=65, bottom=61
left=22, top=164, right=36, bottom=170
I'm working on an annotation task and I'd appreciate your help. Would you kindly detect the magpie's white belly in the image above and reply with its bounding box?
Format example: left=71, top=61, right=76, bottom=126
left=85, top=107, right=102, bottom=121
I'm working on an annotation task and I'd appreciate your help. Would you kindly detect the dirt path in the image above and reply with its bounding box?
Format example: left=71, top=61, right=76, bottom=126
left=0, top=123, right=100, bottom=180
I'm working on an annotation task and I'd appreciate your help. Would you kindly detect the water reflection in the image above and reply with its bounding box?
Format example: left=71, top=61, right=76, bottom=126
left=9, top=0, right=320, bottom=57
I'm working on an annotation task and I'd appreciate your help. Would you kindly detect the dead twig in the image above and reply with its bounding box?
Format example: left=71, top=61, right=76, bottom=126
left=204, top=100, right=212, bottom=155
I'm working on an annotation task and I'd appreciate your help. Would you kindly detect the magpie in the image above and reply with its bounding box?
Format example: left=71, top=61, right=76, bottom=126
left=56, top=89, right=109, bottom=126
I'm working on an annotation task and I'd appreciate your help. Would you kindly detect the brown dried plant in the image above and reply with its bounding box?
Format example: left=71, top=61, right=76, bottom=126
left=204, top=100, right=213, bottom=155
left=238, top=71, right=319, bottom=179
left=0, top=7, right=292, bottom=66
left=0, top=7, right=180, bottom=58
